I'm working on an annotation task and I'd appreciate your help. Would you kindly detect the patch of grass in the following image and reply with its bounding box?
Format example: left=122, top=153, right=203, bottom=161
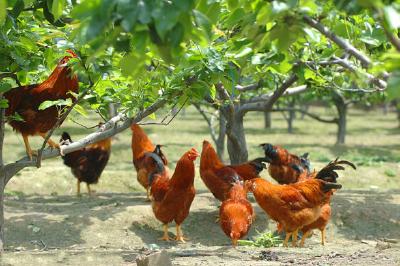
left=384, top=169, right=397, bottom=177
left=238, top=231, right=281, bottom=248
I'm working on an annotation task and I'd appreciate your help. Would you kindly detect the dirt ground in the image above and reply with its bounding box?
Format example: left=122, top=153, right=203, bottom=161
left=1, top=188, right=399, bottom=265
left=1, top=107, right=400, bottom=265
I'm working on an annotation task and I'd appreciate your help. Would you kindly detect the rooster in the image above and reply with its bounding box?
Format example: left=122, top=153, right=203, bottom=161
left=200, top=140, right=268, bottom=201
left=299, top=159, right=356, bottom=246
left=246, top=159, right=354, bottom=247
left=150, top=148, right=199, bottom=242
left=131, top=124, right=169, bottom=200
left=260, top=143, right=310, bottom=184
left=60, top=131, right=111, bottom=196
left=220, top=180, right=254, bottom=246
left=5, top=50, right=79, bottom=160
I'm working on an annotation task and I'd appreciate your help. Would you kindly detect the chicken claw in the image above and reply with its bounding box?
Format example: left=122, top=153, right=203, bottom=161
left=175, top=224, right=188, bottom=243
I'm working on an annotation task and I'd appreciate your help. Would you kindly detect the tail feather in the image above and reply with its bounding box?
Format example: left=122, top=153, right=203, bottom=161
left=146, top=152, right=166, bottom=185
left=322, top=182, right=342, bottom=192
left=316, top=158, right=356, bottom=182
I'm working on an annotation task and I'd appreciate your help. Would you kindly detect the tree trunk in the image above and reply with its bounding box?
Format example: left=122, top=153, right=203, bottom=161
left=0, top=178, right=4, bottom=251
left=264, top=111, right=271, bottom=129
left=216, top=113, right=226, bottom=159
left=287, top=99, right=295, bottom=133
left=332, top=92, right=347, bottom=144
left=226, top=113, right=248, bottom=164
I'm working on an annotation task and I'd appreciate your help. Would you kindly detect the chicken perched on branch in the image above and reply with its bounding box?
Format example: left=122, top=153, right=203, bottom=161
left=131, top=124, right=169, bottom=200
left=5, top=50, right=79, bottom=160
left=60, top=131, right=111, bottom=196
left=150, top=148, right=199, bottom=242
left=246, top=158, right=354, bottom=247
left=260, top=143, right=310, bottom=184
left=220, top=181, right=254, bottom=246
left=200, top=140, right=268, bottom=201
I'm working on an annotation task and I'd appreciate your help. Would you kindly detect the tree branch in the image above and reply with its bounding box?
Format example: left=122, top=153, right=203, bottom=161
left=193, top=103, right=219, bottom=145
left=303, top=15, right=371, bottom=68
left=238, top=75, right=304, bottom=115
left=3, top=98, right=167, bottom=185
left=235, top=80, right=263, bottom=92
left=272, top=108, right=338, bottom=124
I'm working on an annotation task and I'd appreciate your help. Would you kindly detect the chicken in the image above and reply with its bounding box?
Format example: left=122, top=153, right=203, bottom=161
left=200, top=140, right=268, bottom=201
left=299, top=159, right=356, bottom=247
left=219, top=181, right=254, bottom=246
left=131, top=124, right=169, bottom=199
left=260, top=143, right=310, bottom=184
left=246, top=159, right=354, bottom=247
left=5, top=50, right=79, bottom=160
left=150, top=148, right=199, bottom=242
left=60, top=131, right=111, bottom=196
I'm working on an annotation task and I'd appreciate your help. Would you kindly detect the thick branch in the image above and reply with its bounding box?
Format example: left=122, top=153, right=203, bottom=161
left=272, top=108, right=338, bottom=124
left=303, top=15, right=371, bottom=68
left=246, top=85, right=307, bottom=104
left=3, top=98, right=167, bottom=185
left=235, top=80, right=263, bottom=92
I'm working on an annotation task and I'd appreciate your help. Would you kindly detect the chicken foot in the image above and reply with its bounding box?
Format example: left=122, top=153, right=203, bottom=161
left=321, top=228, right=326, bottom=245
left=292, top=229, right=299, bottom=247
left=159, top=224, right=171, bottom=241
left=175, top=224, right=188, bottom=243
left=39, top=133, right=60, bottom=149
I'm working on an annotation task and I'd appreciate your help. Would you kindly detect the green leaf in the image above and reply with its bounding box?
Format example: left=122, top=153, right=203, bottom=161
left=51, top=0, right=65, bottom=20
left=0, top=0, right=6, bottom=25
left=0, top=82, right=11, bottom=93
left=38, top=99, right=72, bottom=110
left=386, top=72, right=400, bottom=101
left=193, top=10, right=212, bottom=38
left=0, top=99, right=8, bottom=108
left=234, top=47, right=252, bottom=58
left=383, top=6, right=400, bottom=30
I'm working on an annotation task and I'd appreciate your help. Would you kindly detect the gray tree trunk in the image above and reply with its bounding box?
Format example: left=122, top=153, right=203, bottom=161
left=226, top=114, right=248, bottom=164
left=216, top=114, right=226, bottom=159
left=264, top=111, right=271, bottom=129
left=333, top=92, right=347, bottom=144
left=0, top=103, right=5, bottom=251
left=287, top=99, right=295, bottom=133
left=396, top=101, right=400, bottom=128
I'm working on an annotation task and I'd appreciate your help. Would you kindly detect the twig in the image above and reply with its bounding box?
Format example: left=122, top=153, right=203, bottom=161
left=193, top=103, right=219, bottom=145
left=69, top=118, right=99, bottom=129
left=272, top=107, right=338, bottom=123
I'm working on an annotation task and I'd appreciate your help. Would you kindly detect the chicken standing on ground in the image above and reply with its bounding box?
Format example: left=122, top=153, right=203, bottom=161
left=220, top=180, right=254, bottom=246
left=150, top=148, right=199, bottom=242
left=131, top=124, right=169, bottom=200
left=60, top=131, right=111, bottom=196
left=246, top=158, right=354, bottom=247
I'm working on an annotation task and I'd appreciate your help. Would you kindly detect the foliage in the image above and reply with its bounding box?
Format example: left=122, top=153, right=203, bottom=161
left=238, top=230, right=282, bottom=248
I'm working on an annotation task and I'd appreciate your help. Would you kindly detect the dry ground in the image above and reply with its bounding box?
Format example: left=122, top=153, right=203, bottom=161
left=1, top=106, right=399, bottom=265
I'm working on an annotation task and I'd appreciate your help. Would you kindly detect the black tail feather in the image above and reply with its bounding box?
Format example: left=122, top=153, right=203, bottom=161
left=316, top=158, right=356, bottom=183
left=146, top=152, right=165, bottom=185
left=322, top=182, right=342, bottom=192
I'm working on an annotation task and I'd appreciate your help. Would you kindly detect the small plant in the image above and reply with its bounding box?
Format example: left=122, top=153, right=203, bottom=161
left=384, top=169, right=397, bottom=177
left=238, top=230, right=282, bottom=248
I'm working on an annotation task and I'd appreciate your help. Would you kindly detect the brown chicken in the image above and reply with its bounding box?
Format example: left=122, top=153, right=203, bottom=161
left=260, top=143, right=310, bottom=184
left=60, top=131, right=111, bottom=196
left=220, top=181, right=254, bottom=246
left=246, top=159, right=350, bottom=247
left=5, top=50, right=79, bottom=159
left=200, top=140, right=268, bottom=201
left=131, top=124, right=168, bottom=199
left=150, top=148, right=199, bottom=242
left=299, top=159, right=356, bottom=247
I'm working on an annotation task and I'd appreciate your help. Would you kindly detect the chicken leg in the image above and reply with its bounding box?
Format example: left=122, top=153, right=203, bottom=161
left=77, top=180, right=81, bottom=196
left=300, top=230, right=311, bottom=247
left=159, top=224, right=171, bottom=241
left=321, top=228, right=326, bottom=245
left=22, top=134, right=37, bottom=160
left=39, top=133, right=60, bottom=149
left=283, top=232, right=292, bottom=247
left=175, top=224, right=188, bottom=242
left=87, top=183, right=92, bottom=196
left=292, top=229, right=299, bottom=247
